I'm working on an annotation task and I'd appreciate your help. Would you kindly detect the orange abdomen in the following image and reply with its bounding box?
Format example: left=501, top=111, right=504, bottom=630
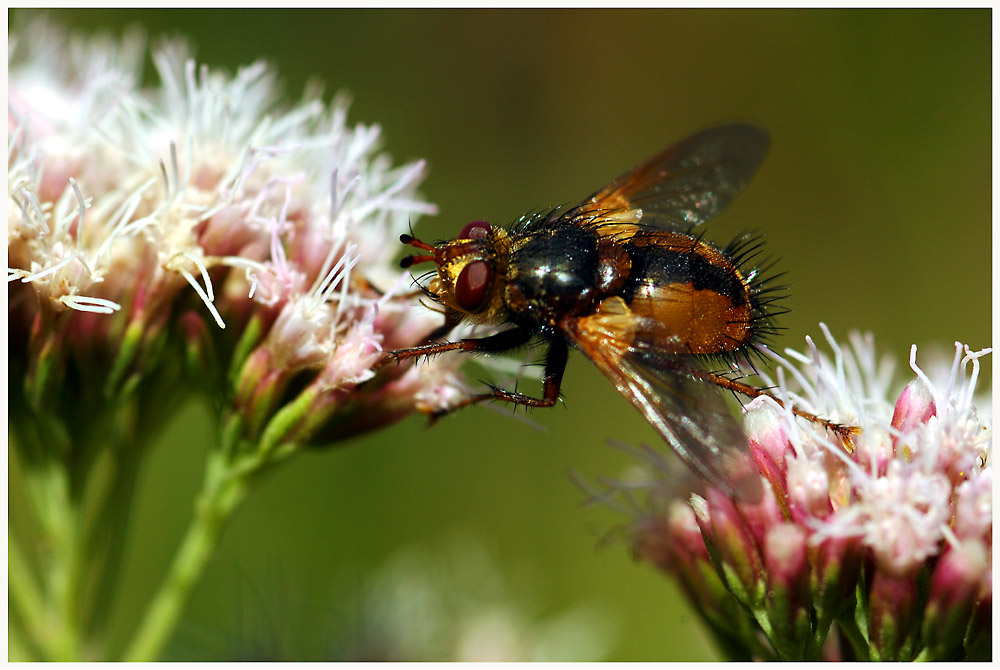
left=622, top=232, right=757, bottom=355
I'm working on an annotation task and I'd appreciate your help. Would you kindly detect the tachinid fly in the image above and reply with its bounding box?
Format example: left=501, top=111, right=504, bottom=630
left=378, top=124, right=858, bottom=500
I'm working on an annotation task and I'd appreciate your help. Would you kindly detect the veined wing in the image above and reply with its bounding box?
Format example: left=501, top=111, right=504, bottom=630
left=565, top=124, right=770, bottom=237
left=562, top=296, right=764, bottom=501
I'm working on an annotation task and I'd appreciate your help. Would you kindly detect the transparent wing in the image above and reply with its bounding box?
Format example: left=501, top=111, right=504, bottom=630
left=563, top=297, right=764, bottom=501
left=566, top=124, right=770, bottom=234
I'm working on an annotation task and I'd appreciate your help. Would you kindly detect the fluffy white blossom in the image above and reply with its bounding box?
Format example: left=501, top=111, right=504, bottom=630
left=8, top=20, right=472, bottom=662
left=596, top=325, right=991, bottom=661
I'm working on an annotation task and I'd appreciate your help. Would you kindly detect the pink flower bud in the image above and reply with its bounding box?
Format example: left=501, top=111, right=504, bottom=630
left=763, top=523, right=811, bottom=655
left=693, top=489, right=765, bottom=607
left=891, top=378, right=937, bottom=459
left=764, top=523, right=808, bottom=597
left=785, top=453, right=833, bottom=523
left=868, top=569, right=919, bottom=660
left=745, top=398, right=791, bottom=504
left=921, top=540, right=989, bottom=659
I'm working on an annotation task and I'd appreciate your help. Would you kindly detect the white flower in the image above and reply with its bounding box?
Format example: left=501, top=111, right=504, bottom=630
left=9, top=22, right=435, bottom=335
left=8, top=20, right=471, bottom=425
left=601, top=323, right=991, bottom=661
left=759, top=329, right=993, bottom=579
left=8, top=19, right=483, bottom=663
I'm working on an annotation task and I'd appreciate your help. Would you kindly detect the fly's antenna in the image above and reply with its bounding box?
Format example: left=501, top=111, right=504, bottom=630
left=399, top=233, right=436, bottom=268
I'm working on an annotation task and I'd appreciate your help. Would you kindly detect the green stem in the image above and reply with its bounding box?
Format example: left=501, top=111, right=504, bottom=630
left=836, top=612, right=871, bottom=661
left=120, top=450, right=250, bottom=662
left=83, top=442, right=145, bottom=647
left=49, top=463, right=86, bottom=661
left=8, top=530, right=46, bottom=659
left=15, top=447, right=85, bottom=661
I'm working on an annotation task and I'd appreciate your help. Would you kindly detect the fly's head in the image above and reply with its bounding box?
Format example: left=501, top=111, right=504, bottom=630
left=400, top=220, right=510, bottom=325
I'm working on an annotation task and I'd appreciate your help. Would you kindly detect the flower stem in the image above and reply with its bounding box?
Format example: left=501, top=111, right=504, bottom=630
left=15, top=441, right=85, bottom=660
left=9, top=529, right=46, bottom=658
left=836, top=605, right=872, bottom=661
left=121, top=449, right=250, bottom=661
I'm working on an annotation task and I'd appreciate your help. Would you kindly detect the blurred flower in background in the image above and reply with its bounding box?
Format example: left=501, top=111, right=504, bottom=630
left=334, top=537, right=615, bottom=662
left=168, top=536, right=614, bottom=662
left=590, top=326, right=991, bottom=661
left=8, top=17, right=470, bottom=661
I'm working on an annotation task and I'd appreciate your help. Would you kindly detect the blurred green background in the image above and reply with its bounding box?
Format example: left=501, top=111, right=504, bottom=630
left=11, top=8, right=990, bottom=661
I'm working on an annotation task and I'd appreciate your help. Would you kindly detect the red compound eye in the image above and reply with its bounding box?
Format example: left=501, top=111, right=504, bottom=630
left=455, top=260, right=491, bottom=311
left=459, top=220, right=491, bottom=240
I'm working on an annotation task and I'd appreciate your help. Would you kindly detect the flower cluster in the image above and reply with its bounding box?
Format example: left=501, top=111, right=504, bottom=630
left=9, top=18, right=467, bottom=453
left=8, top=19, right=472, bottom=661
left=602, top=326, right=990, bottom=661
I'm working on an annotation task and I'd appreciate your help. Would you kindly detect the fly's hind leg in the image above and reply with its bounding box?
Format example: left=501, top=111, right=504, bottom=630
left=701, top=370, right=861, bottom=452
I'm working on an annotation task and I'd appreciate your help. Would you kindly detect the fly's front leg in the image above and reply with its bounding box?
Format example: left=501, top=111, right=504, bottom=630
left=373, top=339, right=466, bottom=371
left=429, top=338, right=569, bottom=421
left=374, top=324, right=534, bottom=371
left=373, top=311, right=464, bottom=372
